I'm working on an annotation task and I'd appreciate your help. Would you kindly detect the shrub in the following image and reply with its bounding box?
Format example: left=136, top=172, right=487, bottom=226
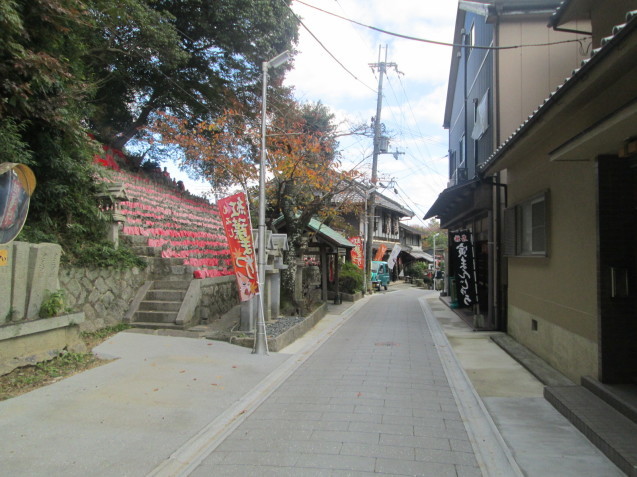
left=406, top=261, right=430, bottom=280
left=339, top=262, right=364, bottom=294
left=39, top=290, right=68, bottom=318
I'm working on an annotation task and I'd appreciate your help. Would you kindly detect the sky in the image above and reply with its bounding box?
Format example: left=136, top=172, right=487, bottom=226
left=171, top=0, right=458, bottom=227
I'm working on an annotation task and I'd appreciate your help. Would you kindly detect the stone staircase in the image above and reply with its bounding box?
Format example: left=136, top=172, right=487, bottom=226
left=545, top=377, right=637, bottom=476
left=96, top=167, right=236, bottom=331
left=129, top=280, right=190, bottom=330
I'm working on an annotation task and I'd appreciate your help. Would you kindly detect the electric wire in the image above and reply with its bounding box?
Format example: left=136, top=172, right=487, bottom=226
left=294, top=0, right=587, bottom=50
left=281, top=0, right=376, bottom=93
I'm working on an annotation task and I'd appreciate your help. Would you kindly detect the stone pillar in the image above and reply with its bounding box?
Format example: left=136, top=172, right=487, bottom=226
left=0, top=243, right=12, bottom=323
left=294, top=259, right=305, bottom=306
left=240, top=295, right=257, bottom=331
left=26, top=243, right=62, bottom=319
left=268, top=269, right=281, bottom=321
left=10, top=242, right=30, bottom=321
left=264, top=269, right=275, bottom=322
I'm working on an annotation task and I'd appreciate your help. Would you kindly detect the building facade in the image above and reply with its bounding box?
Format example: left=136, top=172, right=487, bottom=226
left=481, top=0, right=637, bottom=384
left=426, top=0, right=588, bottom=329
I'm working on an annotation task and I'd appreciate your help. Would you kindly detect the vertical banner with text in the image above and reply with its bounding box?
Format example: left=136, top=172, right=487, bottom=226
left=349, top=236, right=364, bottom=269
left=374, top=243, right=387, bottom=261
left=451, top=230, right=478, bottom=307
left=218, top=192, right=259, bottom=301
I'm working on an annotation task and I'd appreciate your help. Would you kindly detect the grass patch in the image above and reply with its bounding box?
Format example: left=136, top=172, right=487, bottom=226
left=0, top=323, right=131, bottom=401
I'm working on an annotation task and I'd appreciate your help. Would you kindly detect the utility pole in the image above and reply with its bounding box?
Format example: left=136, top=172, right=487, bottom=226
left=365, top=46, right=399, bottom=291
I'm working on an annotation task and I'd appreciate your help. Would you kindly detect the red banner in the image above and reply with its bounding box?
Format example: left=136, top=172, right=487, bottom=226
left=349, top=236, right=364, bottom=269
left=374, top=243, right=387, bottom=261
left=218, top=192, right=259, bottom=301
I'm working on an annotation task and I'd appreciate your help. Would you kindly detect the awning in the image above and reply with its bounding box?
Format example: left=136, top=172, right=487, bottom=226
left=307, top=217, right=354, bottom=249
left=401, top=245, right=432, bottom=262
left=424, top=178, right=491, bottom=229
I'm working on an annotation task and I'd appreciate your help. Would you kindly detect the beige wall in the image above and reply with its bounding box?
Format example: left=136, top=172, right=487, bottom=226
left=497, top=18, right=589, bottom=143
left=505, top=151, right=599, bottom=381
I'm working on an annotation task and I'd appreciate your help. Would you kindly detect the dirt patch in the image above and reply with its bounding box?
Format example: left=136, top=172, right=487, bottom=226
left=0, top=324, right=129, bottom=401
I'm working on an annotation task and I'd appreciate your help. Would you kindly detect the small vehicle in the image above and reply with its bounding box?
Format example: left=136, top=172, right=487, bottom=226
left=371, top=260, right=390, bottom=291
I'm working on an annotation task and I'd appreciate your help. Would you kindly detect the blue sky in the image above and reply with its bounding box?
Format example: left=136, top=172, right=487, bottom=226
left=285, top=0, right=458, bottom=226
left=169, top=1, right=458, bottom=226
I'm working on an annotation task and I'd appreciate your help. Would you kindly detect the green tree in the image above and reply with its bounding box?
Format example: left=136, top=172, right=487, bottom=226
left=0, top=0, right=105, bottom=247
left=87, top=0, right=299, bottom=151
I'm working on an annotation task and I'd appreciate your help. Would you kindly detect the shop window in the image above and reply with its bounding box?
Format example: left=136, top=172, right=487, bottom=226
left=503, top=192, right=548, bottom=257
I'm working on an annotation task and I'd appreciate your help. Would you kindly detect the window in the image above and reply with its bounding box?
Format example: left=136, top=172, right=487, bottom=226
left=503, top=192, right=548, bottom=257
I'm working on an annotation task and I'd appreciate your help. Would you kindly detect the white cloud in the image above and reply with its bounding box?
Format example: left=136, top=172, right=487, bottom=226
left=285, top=0, right=458, bottom=212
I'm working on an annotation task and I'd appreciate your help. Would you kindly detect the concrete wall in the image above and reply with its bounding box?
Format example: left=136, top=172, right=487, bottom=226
left=497, top=18, right=588, bottom=143
left=505, top=135, right=599, bottom=382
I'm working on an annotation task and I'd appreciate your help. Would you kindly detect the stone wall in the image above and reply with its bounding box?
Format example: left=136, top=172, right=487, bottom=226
left=59, top=265, right=152, bottom=332
left=196, top=276, right=239, bottom=324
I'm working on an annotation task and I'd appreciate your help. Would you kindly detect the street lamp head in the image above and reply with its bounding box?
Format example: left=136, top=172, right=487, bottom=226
left=267, top=50, right=291, bottom=69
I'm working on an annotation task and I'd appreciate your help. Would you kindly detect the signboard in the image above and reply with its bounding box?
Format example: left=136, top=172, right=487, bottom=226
left=218, top=192, right=259, bottom=301
left=451, top=230, right=477, bottom=307
left=374, top=244, right=387, bottom=261
left=387, top=244, right=401, bottom=269
left=349, top=236, right=364, bottom=269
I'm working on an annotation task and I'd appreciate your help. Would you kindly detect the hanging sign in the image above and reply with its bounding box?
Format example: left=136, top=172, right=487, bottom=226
left=374, top=243, right=387, bottom=261
left=387, top=244, right=401, bottom=269
left=349, top=236, right=364, bottom=269
left=451, top=230, right=478, bottom=307
left=218, top=192, right=259, bottom=301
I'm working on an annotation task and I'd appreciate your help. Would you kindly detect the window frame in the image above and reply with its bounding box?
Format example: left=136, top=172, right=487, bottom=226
left=503, top=191, right=549, bottom=258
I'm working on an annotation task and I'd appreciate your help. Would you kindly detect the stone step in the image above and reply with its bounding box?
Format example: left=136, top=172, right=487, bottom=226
left=545, top=385, right=637, bottom=476
left=152, top=279, right=190, bottom=290
left=137, top=300, right=182, bottom=312
left=130, top=322, right=185, bottom=331
left=133, top=310, right=179, bottom=324
left=145, top=290, right=187, bottom=301
left=582, top=376, right=637, bottom=424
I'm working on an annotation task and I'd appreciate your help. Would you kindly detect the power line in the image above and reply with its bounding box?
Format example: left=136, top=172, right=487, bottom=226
left=281, top=0, right=376, bottom=93
left=294, top=0, right=586, bottom=50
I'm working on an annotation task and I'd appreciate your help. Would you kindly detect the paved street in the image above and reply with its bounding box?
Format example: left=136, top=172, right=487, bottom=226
left=189, top=287, right=515, bottom=476
left=1, top=285, right=622, bottom=477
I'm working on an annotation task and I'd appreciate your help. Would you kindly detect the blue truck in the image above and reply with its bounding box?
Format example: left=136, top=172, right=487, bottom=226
left=371, top=261, right=390, bottom=291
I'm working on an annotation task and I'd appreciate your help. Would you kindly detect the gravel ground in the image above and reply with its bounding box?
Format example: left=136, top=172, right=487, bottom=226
left=265, top=315, right=306, bottom=337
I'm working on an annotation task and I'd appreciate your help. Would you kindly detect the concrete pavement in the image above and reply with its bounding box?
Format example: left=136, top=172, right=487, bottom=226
left=0, top=284, right=624, bottom=476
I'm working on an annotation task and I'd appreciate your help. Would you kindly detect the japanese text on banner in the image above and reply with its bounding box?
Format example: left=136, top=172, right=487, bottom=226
left=218, top=192, right=259, bottom=301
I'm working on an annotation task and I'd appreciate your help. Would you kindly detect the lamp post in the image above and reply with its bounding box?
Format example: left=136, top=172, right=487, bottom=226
left=254, top=50, right=290, bottom=356
left=433, top=232, right=439, bottom=291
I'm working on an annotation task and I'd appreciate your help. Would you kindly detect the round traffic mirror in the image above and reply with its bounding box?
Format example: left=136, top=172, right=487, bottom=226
left=0, top=163, right=36, bottom=244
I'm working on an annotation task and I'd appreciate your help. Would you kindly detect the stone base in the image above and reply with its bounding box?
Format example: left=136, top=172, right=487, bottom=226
left=0, top=313, right=86, bottom=376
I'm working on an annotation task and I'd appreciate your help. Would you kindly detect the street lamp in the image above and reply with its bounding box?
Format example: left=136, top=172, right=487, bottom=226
left=255, top=50, right=290, bottom=356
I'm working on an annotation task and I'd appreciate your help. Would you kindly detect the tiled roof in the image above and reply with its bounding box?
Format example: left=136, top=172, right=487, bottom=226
left=480, top=9, right=637, bottom=175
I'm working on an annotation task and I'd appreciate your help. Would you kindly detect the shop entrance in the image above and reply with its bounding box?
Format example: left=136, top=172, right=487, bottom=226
left=597, top=156, right=637, bottom=383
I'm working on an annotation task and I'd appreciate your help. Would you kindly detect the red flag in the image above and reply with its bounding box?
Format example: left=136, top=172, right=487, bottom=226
left=218, top=192, right=259, bottom=301
left=349, top=236, right=364, bottom=269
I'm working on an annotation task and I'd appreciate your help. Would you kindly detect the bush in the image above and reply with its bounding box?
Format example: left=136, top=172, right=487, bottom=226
left=339, top=262, right=364, bottom=294
left=405, top=261, right=430, bottom=280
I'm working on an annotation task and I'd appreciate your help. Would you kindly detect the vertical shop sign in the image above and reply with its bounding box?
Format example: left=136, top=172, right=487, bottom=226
left=451, top=230, right=477, bottom=307
left=349, top=236, right=364, bottom=269
left=218, top=192, right=259, bottom=301
left=374, top=243, right=387, bottom=261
